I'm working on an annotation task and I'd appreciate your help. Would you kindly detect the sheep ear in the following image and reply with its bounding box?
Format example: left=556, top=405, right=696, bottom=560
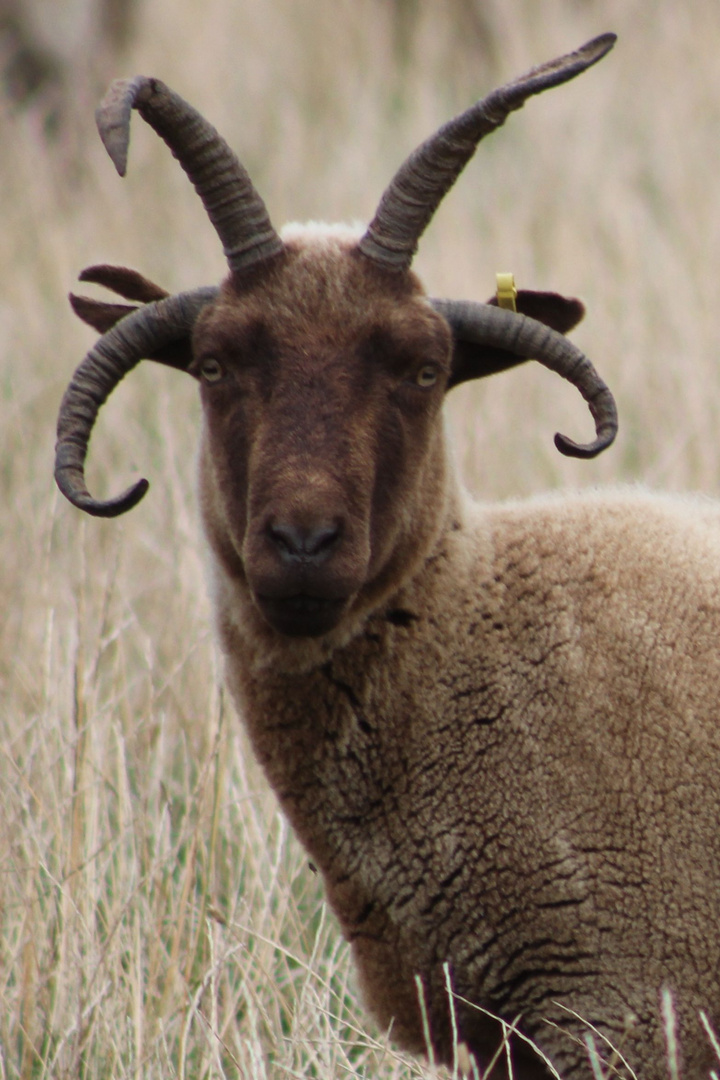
left=447, top=290, right=585, bottom=389
left=69, top=265, right=196, bottom=373
left=70, top=293, right=139, bottom=334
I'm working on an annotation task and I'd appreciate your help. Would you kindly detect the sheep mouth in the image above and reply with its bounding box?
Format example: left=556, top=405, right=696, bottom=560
left=256, top=593, right=348, bottom=638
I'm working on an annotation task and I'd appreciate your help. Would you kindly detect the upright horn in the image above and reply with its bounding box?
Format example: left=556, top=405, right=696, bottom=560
left=97, top=77, right=284, bottom=274
left=358, top=33, right=616, bottom=271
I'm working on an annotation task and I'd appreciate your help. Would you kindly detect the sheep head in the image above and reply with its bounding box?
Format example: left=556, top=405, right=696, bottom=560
left=194, top=228, right=460, bottom=638
left=56, top=34, right=618, bottom=639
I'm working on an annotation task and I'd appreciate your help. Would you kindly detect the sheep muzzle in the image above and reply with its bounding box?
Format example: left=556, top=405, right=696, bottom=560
left=240, top=499, right=370, bottom=637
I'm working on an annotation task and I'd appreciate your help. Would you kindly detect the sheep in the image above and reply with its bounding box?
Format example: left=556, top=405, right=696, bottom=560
left=54, top=31, right=720, bottom=1079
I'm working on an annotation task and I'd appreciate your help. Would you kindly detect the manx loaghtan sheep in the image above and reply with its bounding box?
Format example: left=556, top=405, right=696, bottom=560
left=55, top=32, right=720, bottom=1078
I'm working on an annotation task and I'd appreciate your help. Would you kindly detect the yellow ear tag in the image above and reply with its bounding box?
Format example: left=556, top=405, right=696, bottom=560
left=496, top=272, right=518, bottom=312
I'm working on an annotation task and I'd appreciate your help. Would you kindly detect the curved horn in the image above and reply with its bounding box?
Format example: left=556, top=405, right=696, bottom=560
left=431, top=298, right=617, bottom=458
left=55, top=288, right=217, bottom=517
left=358, top=33, right=616, bottom=271
left=97, top=77, right=284, bottom=274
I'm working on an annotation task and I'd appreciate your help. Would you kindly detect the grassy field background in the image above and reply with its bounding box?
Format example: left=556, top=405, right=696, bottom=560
left=3, top=1, right=720, bottom=1076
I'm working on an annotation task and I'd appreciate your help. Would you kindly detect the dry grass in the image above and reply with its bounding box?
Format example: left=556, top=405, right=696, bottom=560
left=4, top=0, right=720, bottom=1075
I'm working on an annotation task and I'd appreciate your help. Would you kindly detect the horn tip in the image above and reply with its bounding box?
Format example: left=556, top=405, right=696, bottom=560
left=95, top=84, right=135, bottom=176
left=98, top=477, right=150, bottom=516
left=554, top=428, right=617, bottom=460
left=582, top=32, right=617, bottom=65
left=97, top=124, right=129, bottom=176
left=55, top=469, right=149, bottom=518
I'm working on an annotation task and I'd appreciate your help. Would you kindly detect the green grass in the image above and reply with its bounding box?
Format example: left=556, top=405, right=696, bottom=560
left=4, top=0, right=720, bottom=1075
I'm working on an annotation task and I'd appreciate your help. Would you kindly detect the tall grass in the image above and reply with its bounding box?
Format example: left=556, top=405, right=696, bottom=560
left=3, top=1, right=720, bottom=1075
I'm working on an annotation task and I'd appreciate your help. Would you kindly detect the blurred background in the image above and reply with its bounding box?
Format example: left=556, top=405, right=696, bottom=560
left=2, top=2, right=720, bottom=1076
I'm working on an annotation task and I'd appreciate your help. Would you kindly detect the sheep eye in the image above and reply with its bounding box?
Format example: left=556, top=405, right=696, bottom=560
left=416, top=364, right=438, bottom=388
left=200, top=358, right=224, bottom=383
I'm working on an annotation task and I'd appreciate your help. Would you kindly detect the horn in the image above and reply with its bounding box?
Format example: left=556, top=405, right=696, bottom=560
left=55, top=288, right=217, bottom=517
left=358, top=33, right=616, bottom=271
left=431, top=298, right=617, bottom=458
left=97, top=77, right=284, bottom=274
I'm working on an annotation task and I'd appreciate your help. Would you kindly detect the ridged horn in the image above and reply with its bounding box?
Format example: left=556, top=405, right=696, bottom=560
left=358, top=33, right=616, bottom=271
left=55, top=288, right=217, bottom=517
left=431, top=298, right=617, bottom=458
left=97, top=77, right=284, bottom=274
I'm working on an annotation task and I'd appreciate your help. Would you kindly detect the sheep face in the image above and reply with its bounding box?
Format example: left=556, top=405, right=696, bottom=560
left=193, top=233, right=453, bottom=638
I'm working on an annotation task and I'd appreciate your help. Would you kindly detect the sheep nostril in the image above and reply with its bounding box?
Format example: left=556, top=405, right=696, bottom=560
left=268, top=521, right=341, bottom=562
